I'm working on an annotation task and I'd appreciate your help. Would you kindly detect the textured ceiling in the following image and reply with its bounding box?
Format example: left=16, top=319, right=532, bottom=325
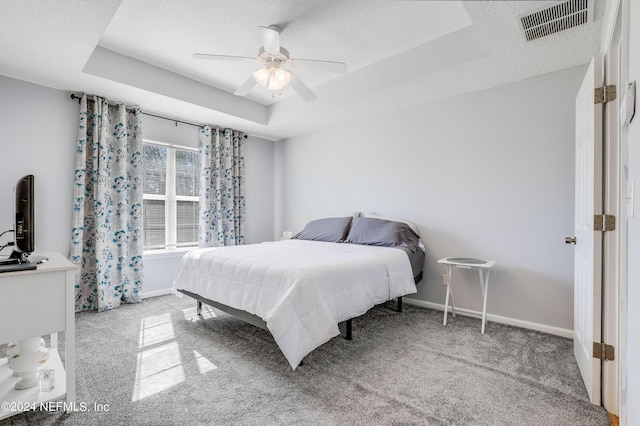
left=0, top=1, right=607, bottom=141
left=99, top=0, right=473, bottom=105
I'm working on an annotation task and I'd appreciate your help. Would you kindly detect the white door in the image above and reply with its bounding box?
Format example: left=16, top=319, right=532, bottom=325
left=573, top=54, right=603, bottom=405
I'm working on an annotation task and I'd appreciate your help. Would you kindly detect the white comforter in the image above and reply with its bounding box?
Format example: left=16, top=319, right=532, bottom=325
left=172, top=239, right=416, bottom=369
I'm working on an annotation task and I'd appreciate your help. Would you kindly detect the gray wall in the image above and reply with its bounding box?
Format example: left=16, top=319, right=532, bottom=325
left=0, top=76, right=77, bottom=255
left=276, top=65, right=587, bottom=335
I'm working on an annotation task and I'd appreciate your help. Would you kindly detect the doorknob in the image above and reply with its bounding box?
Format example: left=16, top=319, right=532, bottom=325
left=565, top=236, right=577, bottom=244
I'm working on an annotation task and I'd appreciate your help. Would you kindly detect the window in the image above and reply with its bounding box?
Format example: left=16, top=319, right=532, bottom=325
left=143, top=142, right=200, bottom=251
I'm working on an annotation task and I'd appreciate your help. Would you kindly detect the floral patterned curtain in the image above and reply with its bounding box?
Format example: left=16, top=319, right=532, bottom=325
left=199, top=125, right=246, bottom=247
left=70, top=95, right=144, bottom=312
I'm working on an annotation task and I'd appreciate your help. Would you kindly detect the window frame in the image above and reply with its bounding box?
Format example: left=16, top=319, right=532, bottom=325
left=143, top=140, right=200, bottom=252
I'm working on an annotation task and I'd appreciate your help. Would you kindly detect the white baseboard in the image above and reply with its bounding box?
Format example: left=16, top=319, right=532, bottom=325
left=403, top=297, right=573, bottom=339
left=140, top=288, right=174, bottom=299
left=136, top=292, right=573, bottom=338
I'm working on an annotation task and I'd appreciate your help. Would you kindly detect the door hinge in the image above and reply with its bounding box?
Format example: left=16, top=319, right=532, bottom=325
left=594, top=214, right=616, bottom=231
left=594, top=85, right=617, bottom=104
left=593, top=342, right=615, bottom=361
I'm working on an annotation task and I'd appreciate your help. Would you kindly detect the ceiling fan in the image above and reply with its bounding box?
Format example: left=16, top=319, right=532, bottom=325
left=193, top=25, right=348, bottom=102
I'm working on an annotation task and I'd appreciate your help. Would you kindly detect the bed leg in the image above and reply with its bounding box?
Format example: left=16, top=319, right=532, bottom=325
left=197, top=301, right=203, bottom=319
left=397, top=296, right=403, bottom=313
left=345, top=319, right=353, bottom=340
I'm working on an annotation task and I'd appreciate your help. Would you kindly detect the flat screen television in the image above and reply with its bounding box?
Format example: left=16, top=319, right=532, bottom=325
left=14, top=174, right=35, bottom=256
left=2, top=175, right=47, bottom=265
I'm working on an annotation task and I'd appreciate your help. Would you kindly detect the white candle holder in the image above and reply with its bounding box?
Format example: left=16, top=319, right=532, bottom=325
left=7, top=337, right=50, bottom=390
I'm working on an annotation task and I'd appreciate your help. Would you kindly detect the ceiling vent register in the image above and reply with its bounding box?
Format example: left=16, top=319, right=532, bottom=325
left=520, top=0, right=593, bottom=42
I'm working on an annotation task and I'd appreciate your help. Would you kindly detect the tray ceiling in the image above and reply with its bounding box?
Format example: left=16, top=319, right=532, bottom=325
left=0, top=0, right=605, bottom=140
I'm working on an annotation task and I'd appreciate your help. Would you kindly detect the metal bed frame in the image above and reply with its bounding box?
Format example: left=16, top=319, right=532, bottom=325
left=178, top=270, right=422, bottom=346
left=179, top=290, right=404, bottom=342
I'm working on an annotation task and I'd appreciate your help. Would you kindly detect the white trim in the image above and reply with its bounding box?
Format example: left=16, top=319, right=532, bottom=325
left=140, top=292, right=574, bottom=337
left=136, top=293, right=574, bottom=336
left=601, top=0, right=621, bottom=53
left=143, top=194, right=166, bottom=201
left=143, top=142, right=200, bottom=250
left=139, top=288, right=174, bottom=299
left=167, top=147, right=177, bottom=246
left=618, top=2, right=630, bottom=424
left=175, top=195, right=199, bottom=202
left=143, top=247, right=192, bottom=259
left=603, top=34, right=623, bottom=415
left=403, top=297, right=574, bottom=339
left=143, top=138, right=199, bottom=152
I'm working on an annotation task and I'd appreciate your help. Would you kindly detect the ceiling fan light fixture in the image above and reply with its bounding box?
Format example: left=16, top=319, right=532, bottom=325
left=269, top=68, right=291, bottom=90
left=195, top=24, right=346, bottom=101
left=252, top=67, right=270, bottom=86
left=253, top=66, right=291, bottom=92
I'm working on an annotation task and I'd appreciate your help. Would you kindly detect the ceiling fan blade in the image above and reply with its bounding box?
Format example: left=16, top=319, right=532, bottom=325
left=259, top=25, right=281, bottom=55
left=234, top=76, right=258, bottom=97
left=193, top=53, right=256, bottom=62
left=288, top=72, right=317, bottom=102
left=291, top=58, right=347, bottom=74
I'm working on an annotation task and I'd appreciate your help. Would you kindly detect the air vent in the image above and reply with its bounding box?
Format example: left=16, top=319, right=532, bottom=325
left=521, top=0, right=593, bottom=42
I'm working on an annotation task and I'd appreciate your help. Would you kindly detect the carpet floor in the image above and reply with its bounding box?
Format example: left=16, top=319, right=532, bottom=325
left=1, top=294, right=609, bottom=425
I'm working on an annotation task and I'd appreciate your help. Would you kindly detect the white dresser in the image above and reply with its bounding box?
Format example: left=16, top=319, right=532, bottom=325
left=0, top=253, right=76, bottom=420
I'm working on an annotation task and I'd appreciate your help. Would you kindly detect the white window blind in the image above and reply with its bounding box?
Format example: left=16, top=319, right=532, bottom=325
left=143, top=142, right=200, bottom=251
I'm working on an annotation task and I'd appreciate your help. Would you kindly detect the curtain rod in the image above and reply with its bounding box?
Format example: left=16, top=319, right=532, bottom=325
left=69, top=93, right=247, bottom=138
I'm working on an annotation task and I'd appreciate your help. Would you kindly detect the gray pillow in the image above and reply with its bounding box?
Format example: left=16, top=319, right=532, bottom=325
left=292, top=217, right=353, bottom=243
left=345, top=217, right=421, bottom=252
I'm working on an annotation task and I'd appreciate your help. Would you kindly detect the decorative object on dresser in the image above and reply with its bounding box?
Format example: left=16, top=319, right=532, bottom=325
left=6, top=336, right=49, bottom=390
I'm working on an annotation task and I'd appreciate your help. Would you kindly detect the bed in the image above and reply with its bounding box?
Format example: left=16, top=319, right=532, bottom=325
left=173, top=215, right=425, bottom=369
